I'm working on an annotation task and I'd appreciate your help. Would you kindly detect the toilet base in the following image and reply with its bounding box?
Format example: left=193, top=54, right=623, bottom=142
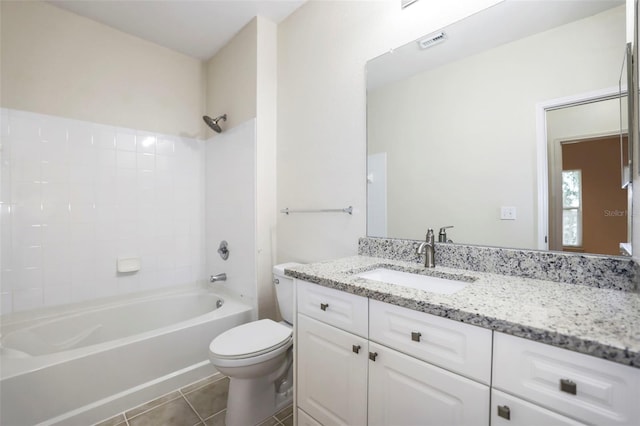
left=225, top=373, right=293, bottom=426
left=221, top=348, right=293, bottom=426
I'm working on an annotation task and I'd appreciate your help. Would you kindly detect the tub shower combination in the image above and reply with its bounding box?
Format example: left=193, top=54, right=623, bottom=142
left=0, top=284, right=253, bottom=425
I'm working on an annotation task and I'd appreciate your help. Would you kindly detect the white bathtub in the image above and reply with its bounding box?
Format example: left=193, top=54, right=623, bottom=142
left=0, top=283, right=254, bottom=426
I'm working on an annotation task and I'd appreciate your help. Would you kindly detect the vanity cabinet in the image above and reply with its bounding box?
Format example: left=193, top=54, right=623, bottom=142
left=296, top=280, right=490, bottom=426
left=493, top=332, right=640, bottom=426
left=295, top=279, right=640, bottom=426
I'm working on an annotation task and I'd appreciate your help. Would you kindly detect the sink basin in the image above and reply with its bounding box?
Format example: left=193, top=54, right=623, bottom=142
left=356, top=268, right=468, bottom=294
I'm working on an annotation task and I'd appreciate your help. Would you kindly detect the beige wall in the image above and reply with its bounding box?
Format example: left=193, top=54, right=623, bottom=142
left=205, top=19, right=258, bottom=138
left=0, top=1, right=205, bottom=138
left=255, top=17, right=279, bottom=320
left=276, top=0, right=502, bottom=263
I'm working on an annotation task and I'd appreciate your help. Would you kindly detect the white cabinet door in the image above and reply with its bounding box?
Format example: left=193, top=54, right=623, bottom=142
left=368, top=341, right=490, bottom=426
left=491, top=389, right=586, bottom=426
left=297, top=314, right=368, bottom=426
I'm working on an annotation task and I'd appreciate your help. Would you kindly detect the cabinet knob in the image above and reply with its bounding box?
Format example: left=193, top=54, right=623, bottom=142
left=352, top=345, right=361, bottom=354
left=411, top=331, right=422, bottom=342
left=320, top=303, right=329, bottom=311
left=497, top=405, right=511, bottom=420
left=369, top=351, right=378, bottom=361
left=560, top=379, right=577, bottom=395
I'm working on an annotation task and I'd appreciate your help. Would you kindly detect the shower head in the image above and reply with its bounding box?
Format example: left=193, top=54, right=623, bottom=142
left=203, top=114, right=227, bottom=133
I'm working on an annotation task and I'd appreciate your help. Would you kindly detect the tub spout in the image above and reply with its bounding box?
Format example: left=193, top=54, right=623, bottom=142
left=210, top=273, right=227, bottom=283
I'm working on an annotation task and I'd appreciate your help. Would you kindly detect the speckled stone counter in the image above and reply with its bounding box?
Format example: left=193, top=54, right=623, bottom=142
left=285, top=255, right=640, bottom=368
left=359, top=237, right=638, bottom=291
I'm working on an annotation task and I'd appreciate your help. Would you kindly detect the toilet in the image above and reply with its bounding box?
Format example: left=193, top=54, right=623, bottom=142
left=208, top=263, right=300, bottom=426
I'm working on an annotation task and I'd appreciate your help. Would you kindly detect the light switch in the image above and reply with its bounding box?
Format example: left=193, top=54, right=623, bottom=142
left=500, top=206, right=517, bottom=220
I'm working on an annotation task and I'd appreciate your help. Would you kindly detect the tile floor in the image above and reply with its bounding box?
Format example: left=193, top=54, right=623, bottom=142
left=94, top=374, right=293, bottom=426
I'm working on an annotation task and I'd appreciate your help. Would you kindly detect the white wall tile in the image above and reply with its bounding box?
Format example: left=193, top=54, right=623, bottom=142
left=0, top=291, right=13, bottom=315
left=116, top=130, right=136, bottom=151
left=93, top=125, right=116, bottom=150
left=41, top=159, right=69, bottom=183
left=11, top=160, right=40, bottom=183
left=40, top=116, right=69, bottom=144
left=43, top=285, right=72, bottom=307
left=15, top=267, right=43, bottom=289
left=136, top=133, right=157, bottom=154
left=117, top=150, right=137, bottom=169
left=156, top=137, right=175, bottom=156
left=98, top=149, right=117, bottom=168
left=12, top=287, right=43, bottom=311
left=70, top=203, right=96, bottom=223
left=205, top=120, right=256, bottom=305
left=1, top=109, right=209, bottom=313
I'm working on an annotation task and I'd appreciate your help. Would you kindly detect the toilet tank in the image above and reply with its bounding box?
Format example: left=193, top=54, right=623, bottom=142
left=273, top=263, right=302, bottom=325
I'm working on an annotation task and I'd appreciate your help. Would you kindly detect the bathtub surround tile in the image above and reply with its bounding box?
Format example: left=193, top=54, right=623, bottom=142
left=358, top=237, right=637, bottom=291
left=11, top=286, right=43, bottom=311
left=1, top=109, right=209, bottom=313
left=182, top=376, right=230, bottom=420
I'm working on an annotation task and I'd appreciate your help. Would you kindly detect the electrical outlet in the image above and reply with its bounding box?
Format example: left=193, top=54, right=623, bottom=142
left=500, top=206, right=517, bottom=220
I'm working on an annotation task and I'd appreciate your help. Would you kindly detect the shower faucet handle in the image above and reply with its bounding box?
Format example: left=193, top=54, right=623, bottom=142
left=217, top=240, right=229, bottom=260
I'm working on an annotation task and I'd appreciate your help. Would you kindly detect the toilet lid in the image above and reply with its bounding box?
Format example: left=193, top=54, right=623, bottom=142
left=210, top=319, right=292, bottom=359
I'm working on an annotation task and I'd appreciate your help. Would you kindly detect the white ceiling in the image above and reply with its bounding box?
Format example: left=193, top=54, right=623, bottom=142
left=47, top=0, right=307, bottom=60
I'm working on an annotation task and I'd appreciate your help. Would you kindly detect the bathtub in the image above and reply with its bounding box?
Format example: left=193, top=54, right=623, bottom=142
left=0, top=283, right=254, bottom=426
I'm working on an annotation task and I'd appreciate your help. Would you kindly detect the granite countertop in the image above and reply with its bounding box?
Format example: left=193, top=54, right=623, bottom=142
left=285, top=255, right=640, bottom=368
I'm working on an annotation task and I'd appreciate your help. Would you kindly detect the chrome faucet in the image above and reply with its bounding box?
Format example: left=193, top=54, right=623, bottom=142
left=416, top=229, right=435, bottom=268
left=210, top=273, right=227, bottom=283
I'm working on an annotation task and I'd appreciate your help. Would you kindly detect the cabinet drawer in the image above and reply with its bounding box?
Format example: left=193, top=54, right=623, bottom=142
left=369, top=299, right=492, bottom=384
left=297, top=280, right=368, bottom=337
left=491, top=389, right=586, bottom=426
left=493, top=332, right=640, bottom=426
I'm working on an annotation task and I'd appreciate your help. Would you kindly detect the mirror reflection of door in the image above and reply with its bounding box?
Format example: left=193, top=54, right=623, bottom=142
left=547, top=96, right=629, bottom=256
left=551, top=136, right=628, bottom=255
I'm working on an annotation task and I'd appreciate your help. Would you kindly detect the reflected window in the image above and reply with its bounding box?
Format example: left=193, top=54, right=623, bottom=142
left=562, top=170, right=582, bottom=246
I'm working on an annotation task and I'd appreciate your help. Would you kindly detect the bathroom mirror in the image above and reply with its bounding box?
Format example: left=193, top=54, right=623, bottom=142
left=366, top=0, right=631, bottom=256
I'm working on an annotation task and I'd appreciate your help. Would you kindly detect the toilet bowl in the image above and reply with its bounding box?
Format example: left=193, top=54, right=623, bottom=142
left=208, top=263, right=300, bottom=426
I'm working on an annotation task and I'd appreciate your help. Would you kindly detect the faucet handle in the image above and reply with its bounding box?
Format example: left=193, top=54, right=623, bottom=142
left=438, top=226, right=454, bottom=243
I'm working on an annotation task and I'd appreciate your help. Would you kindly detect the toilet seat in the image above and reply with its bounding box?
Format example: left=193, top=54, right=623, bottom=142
left=209, top=319, right=293, bottom=367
